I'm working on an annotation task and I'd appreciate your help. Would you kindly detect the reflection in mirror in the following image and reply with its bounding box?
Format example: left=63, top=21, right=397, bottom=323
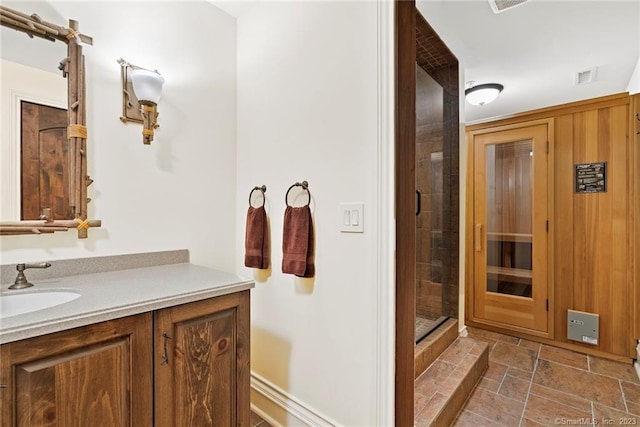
left=1, top=10, right=68, bottom=222
left=0, top=5, right=101, bottom=237
left=0, top=60, right=67, bottom=221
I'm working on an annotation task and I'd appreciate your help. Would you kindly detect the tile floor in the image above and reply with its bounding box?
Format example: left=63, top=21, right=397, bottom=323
left=251, top=326, right=639, bottom=426
left=250, top=410, right=272, bottom=427
left=416, top=316, right=439, bottom=341
left=453, top=327, right=640, bottom=426
left=415, top=336, right=489, bottom=426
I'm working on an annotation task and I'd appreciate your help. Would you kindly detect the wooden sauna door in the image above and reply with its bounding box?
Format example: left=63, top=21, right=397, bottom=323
left=472, top=123, right=549, bottom=333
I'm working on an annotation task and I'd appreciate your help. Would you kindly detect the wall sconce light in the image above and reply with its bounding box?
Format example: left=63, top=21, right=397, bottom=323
left=118, top=58, right=165, bottom=144
left=465, top=82, right=504, bottom=106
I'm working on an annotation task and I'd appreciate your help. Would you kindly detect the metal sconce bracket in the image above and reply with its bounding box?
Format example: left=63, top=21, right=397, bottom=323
left=118, top=58, right=143, bottom=124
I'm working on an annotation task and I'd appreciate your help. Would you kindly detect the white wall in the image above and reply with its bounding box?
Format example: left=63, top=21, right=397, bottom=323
left=236, top=2, right=384, bottom=425
left=628, top=57, right=640, bottom=95
left=0, top=1, right=238, bottom=272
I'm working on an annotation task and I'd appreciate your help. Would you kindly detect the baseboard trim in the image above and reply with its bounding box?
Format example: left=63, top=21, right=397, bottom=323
left=250, top=402, right=281, bottom=427
left=459, top=324, right=468, bottom=337
left=251, top=372, right=338, bottom=426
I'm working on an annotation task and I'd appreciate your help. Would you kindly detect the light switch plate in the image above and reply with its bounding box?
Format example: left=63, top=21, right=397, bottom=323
left=340, top=203, right=364, bottom=233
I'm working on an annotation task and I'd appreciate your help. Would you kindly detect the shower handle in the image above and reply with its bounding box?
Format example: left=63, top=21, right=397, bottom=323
left=416, top=190, right=421, bottom=216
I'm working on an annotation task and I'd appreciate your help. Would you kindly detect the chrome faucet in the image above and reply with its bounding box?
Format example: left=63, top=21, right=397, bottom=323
left=9, top=263, right=52, bottom=290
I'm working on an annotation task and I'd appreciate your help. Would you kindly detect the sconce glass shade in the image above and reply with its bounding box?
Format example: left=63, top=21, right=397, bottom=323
left=465, top=83, right=504, bottom=106
left=130, top=69, right=164, bottom=104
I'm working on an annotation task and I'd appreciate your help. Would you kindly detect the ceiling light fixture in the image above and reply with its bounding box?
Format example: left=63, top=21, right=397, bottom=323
left=465, top=83, right=504, bottom=106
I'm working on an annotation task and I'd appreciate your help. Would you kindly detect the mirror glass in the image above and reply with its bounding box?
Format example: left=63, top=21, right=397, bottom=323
left=0, top=12, right=68, bottom=221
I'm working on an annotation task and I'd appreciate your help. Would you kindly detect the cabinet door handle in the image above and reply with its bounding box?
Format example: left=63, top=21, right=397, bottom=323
left=161, top=332, right=172, bottom=365
left=475, top=224, right=483, bottom=252
left=416, top=190, right=421, bottom=216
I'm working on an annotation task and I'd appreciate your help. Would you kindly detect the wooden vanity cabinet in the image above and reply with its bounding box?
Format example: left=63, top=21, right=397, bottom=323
left=154, top=290, right=250, bottom=427
left=0, top=313, right=154, bottom=426
left=0, top=290, right=250, bottom=427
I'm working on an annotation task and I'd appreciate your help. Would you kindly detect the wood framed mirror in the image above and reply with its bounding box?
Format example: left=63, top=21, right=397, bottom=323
left=0, top=6, right=100, bottom=238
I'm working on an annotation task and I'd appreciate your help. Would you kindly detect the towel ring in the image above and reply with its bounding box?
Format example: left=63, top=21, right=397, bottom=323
left=285, top=181, right=311, bottom=207
left=249, top=185, right=267, bottom=208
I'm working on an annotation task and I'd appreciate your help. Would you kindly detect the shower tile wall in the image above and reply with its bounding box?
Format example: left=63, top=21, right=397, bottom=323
left=416, top=65, right=459, bottom=321
left=416, top=66, right=444, bottom=320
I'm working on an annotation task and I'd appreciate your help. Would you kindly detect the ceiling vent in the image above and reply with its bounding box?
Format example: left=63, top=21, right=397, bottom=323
left=575, top=68, right=598, bottom=85
left=488, top=0, right=529, bottom=13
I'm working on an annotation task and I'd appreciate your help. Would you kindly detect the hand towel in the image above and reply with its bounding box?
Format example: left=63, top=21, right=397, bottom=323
left=244, top=206, right=270, bottom=269
left=282, top=205, right=315, bottom=278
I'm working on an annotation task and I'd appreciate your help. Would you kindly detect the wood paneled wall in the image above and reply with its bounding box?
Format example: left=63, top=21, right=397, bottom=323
left=466, top=93, right=638, bottom=360
left=633, top=94, right=640, bottom=345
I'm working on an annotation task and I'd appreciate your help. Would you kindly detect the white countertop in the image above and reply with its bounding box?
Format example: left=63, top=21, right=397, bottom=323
left=0, top=263, right=254, bottom=344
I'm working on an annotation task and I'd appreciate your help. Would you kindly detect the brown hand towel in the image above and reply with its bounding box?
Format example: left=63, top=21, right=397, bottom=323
left=282, top=205, right=315, bottom=278
left=244, top=206, right=270, bottom=269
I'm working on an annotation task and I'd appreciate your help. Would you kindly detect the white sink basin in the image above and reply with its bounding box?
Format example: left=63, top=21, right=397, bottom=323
left=0, top=291, right=81, bottom=319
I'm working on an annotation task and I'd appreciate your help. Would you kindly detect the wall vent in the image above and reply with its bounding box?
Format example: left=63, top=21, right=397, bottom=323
left=575, top=68, right=597, bottom=85
left=488, top=0, right=529, bottom=14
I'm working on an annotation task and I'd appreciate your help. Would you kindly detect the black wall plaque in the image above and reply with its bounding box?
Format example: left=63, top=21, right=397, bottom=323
left=575, top=162, right=607, bottom=193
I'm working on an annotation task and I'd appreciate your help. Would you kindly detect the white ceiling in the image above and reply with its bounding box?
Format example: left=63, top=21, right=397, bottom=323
left=5, top=1, right=637, bottom=125
left=417, top=0, right=640, bottom=123
left=212, top=0, right=639, bottom=123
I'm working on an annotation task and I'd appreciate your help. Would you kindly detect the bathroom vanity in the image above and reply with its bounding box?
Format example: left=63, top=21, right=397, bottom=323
left=0, top=252, right=253, bottom=426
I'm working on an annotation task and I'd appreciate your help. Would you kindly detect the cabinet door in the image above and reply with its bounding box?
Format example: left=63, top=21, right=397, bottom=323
left=154, top=291, right=250, bottom=427
left=472, top=122, right=550, bottom=334
left=0, top=313, right=153, bottom=426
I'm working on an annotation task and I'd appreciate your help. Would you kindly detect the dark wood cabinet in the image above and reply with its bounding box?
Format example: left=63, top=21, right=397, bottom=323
left=0, top=291, right=250, bottom=426
left=155, top=291, right=251, bottom=427
left=0, top=313, right=153, bottom=426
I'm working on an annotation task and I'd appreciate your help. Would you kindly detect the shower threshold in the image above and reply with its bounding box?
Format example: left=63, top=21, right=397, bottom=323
left=415, top=315, right=449, bottom=344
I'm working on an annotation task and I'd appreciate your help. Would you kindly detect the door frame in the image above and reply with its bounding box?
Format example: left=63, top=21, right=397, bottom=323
left=394, top=1, right=460, bottom=423
left=394, top=1, right=416, bottom=425
left=465, top=118, right=555, bottom=338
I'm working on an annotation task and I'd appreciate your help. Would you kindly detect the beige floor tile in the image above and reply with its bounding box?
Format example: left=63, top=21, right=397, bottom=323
left=593, top=402, right=640, bottom=426
left=469, top=342, right=485, bottom=356
left=507, top=366, right=534, bottom=381
left=518, top=339, right=542, bottom=352
left=539, top=345, right=589, bottom=370
left=476, top=376, right=501, bottom=393
left=622, top=381, right=640, bottom=406
left=520, top=417, right=550, bottom=426
left=483, top=361, right=508, bottom=382
left=250, top=411, right=270, bottom=427
left=415, top=359, right=456, bottom=398
left=490, top=341, right=538, bottom=372
left=498, top=374, right=530, bottom=402
left=452, top=410, right=496, bottom=427
left=529, top=383, right=593, bottom=412
left=589, top=356, right=640, bottom=384
left=414, top=392, right=447, bottom=426
left=467, top=327, right=520, bottom=345
left=462, top=387, right=524, bottom=426
left=523, top=393, right=592, bottom=426
left=534, top=359, right=626, bottom=410
left=417, top=327, right=640, bottom=427
left=627, top=402, right=640, bottom=417
left=439, top=337, right=477, bottom=366
left=414, top=390, right=431, bottom=417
